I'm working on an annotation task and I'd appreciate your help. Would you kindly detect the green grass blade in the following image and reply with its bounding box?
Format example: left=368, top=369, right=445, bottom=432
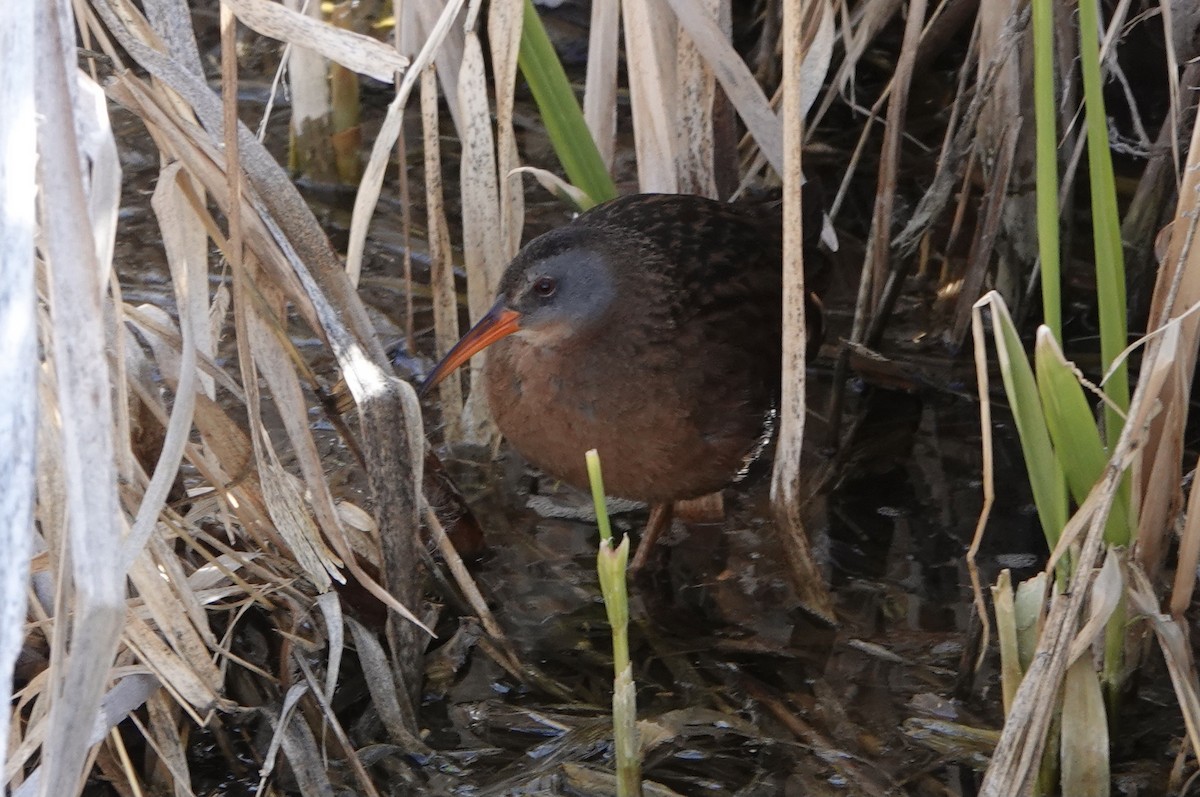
left=988, top=296, right=1069, bottom=551
left=1032, top=0, right=1061, bottom=340
left=518, top=0, right=618, bottom=208
left=1034, top=328, right=1130, bottom=545
left=1077, top=0, right=1129, bottom=444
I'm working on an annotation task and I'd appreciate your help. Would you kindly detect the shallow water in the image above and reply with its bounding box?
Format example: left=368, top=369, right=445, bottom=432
left=98, top=22, right=1186, bottom=796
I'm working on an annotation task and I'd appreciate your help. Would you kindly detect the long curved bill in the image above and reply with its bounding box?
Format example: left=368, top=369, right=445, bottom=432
left=419, top=300, right=522, bottom=397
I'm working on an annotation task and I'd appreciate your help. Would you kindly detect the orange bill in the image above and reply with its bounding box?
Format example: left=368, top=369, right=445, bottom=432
left=419, top=301, right=522, bottom=397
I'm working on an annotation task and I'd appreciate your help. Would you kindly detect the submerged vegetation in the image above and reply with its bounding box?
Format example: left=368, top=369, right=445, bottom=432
left=4, top=0, right=1200, bottom=794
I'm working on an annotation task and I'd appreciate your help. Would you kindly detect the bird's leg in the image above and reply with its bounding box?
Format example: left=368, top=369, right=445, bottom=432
left=630, top=502, right=675, bottom=572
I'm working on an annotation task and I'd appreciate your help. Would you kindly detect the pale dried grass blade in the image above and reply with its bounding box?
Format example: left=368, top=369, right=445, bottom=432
left=146, top=531, right=218, bottom=645
left=142, top=692, right=193, bottom=793
left=315, top=592, right=344, bottom=701
left=421, top=65, right=464, bottom=441
left=397, top=0, right=466, bottom=133
left=1065, top=550, right=1123, bottom=665
left=991, top=570, right=1021, bottom=715
left=1129, top=567, right=1200, bottom=757
left=1170, top=447, right=1200, bottom=615
left=583, top=0, right=620, bottom=170
left=243, top=281, right=349, bottom=583
left=143, top=0, right=205, bottom=78
left=511, top=166, right=591, bottom=209
left=673, top=0, right=719, bottom=197
left=226, top=0, right=408, bottom=83
left=123, top=615, right=221, bottom=720
left=119, top=169, right=202, bottom=564
left=1140, top=110, right=1200, bottom=589
left=257, top=439, right=339, bottom=590
left=771, top=0, right=833, bottom=622
left=1133, top=337, right=1184, bottom=578
left=35, top=6, right=127, bottom=791
left=345, top=617, right=429, bottom=752
left=811, top=0, right=901, bottom=128
left=457, top=30, right=505, bottom=311
left=0, top=0, right=36, bottom=777
left=1118, top=312, right=1185, bottom=585
left=231, top=243, right=341, bottom=590
left=256, top=684, right=336, bottom=797
left=123, top=303, right=242, bottom=398
left=458, top=29, right=504, bottom=442
left=160, top=164, right=215, bottom=398
left=1014, top=572, right=1048, bottom=673
left=661, top=0, right=798, bottom=177
left=77, top=74, right=121, bottom=290
left=800, top=0, right=837, bottom=123
left=1159, top=0, right=1186, bottom=180
left=220, top=2, right=244, bottom=264
left=1147, top=80, right=1200, bottom=364
left=967, top=295, right=998, bottom=667
left=10, top=674, right=161, bottom=797
left=283, top=0, right=333, bottom=172
left=292, top=653, right=385, bottom=797
left=346, top=0, right=465, bottom=283
left=128, top=552, right=223, bottom=692
left=1059, top=655, right=1110, bottom=797
left=489, top=0, right=525, bottom=259
left=621, top=0, right=679, bottom=192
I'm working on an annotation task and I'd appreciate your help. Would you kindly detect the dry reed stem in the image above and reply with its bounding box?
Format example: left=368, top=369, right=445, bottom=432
left=948, top=121, right=1019, bottom=345
left=457, top=27, right=505, bottom=443
left=346, top=0, right=466, bottom=284
left=622, top=0, right=679, bottom=192
left=771, top=0, right=834, bottom=622
left=421, top=64, right=465, bottom=440
left=489, top=0, right=525, bottom=261
left=584, top=0, right=620, bottom=171
left=673, top=0, right=719, bottom=197
left=662, top=0, right=787, bottom=177
left=0, top=0, right=36, bottom=779
left=34, top=6, right=127, bottom=794
left=864, top=0, right=926, bottom=311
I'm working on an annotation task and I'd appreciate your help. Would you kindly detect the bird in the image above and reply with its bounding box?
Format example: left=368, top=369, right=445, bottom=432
left=420, top=191, right=824, bottom=552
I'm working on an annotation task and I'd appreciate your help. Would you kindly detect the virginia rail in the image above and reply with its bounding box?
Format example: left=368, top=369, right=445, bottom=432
left=421, top=192, right=822, bottom=535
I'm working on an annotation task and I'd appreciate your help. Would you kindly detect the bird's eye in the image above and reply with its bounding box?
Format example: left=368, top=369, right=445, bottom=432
left=532, top=276, right=557, bottom=298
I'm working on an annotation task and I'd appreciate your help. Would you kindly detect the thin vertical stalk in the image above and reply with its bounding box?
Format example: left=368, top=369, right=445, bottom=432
left=586, top=451, right=641, bottom=797
left=1077, top=0, right=1129, bottom=438
left=1033, top=0, right=1061, bottom=340
left=770, top=0, right=834, bottom=623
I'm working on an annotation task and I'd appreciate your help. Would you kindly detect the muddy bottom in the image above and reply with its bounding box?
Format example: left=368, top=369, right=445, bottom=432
left=349, top=383, right=967, bottom=794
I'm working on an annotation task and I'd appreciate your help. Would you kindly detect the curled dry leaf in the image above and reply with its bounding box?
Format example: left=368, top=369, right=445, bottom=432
left=224, top=0, right=409, bottom=83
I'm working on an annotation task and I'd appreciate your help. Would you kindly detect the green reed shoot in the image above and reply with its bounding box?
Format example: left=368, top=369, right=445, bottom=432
left=585, top=449, right=642, bottom=797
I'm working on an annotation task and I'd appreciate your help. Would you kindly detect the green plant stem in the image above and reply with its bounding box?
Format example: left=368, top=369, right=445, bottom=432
left=586, top=449, right=641, bottom=796
left=518, top=0, right=617, bottom=207
left=586, top=450, right=614, bottom=545
left=1077, top=0, right=1130, bottom=444
left=1032, top=0, right=1061, bottom=340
